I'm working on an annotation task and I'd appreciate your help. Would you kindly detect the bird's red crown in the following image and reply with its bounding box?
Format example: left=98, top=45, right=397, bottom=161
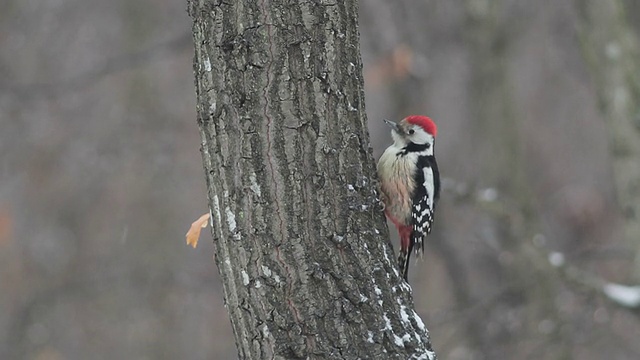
left=405, top=115, right=437, bottom=137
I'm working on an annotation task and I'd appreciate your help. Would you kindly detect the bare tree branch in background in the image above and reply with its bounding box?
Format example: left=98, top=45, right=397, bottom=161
left=575, top=0, right=640, bottom=280
left=188, top=0, right=436, bottom=358
left=0, top=33, right=191, bottom=101
left=445, top=178, right=639, bottom=305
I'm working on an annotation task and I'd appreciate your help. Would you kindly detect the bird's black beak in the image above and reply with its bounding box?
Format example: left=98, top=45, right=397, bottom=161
left=384, top=119, right=400, bottom=133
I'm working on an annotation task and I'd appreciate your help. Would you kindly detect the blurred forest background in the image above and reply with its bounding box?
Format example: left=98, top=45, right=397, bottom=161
left=2, top=0, right=640, bottom=359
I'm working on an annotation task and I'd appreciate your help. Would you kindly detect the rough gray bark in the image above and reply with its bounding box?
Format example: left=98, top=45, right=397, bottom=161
left=575, top=0, right=640, bottom=279
left=187, top=1, right=436, bottom=359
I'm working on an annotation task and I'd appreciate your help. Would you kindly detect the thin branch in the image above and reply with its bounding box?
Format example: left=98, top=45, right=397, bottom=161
left=444, top=177, right=640, bottom=310
left=0, top=32, right=192, bottom=101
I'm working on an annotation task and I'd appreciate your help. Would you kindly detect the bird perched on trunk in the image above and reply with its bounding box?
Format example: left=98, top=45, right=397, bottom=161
left=377, top=115, right=440, bottom=281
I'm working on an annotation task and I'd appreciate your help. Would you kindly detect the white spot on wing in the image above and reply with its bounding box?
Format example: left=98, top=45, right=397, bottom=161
left=423, top=167, right=434, bottom=211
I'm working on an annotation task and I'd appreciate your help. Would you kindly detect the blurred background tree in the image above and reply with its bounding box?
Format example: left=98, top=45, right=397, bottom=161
left=1, top=0, right=640, bottom=359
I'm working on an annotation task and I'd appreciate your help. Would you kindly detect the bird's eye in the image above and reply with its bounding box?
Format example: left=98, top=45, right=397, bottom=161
left=408, top=129, right=415, bottom=135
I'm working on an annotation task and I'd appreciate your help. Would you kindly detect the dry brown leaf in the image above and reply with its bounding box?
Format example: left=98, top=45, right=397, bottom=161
left=365, top=44, right=414, bottom=88
left=391, top=44, right=413, bottom=79
left=186, top=213, right=210, bottom=248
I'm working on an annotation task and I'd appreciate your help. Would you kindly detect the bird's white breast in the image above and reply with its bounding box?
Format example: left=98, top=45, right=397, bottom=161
left=377, top=145, right=417, bottom=225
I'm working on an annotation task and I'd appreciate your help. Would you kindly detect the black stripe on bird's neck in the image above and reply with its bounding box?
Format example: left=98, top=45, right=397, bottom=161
left=397, top=142, right=430, bottom=156
left=416, top=155, right=435, bottom=168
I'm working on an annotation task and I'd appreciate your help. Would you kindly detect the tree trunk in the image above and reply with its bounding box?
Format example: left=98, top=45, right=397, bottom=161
left=187, top=0, right=436, bottom=359
left=575, top=0, right=640, bottom=279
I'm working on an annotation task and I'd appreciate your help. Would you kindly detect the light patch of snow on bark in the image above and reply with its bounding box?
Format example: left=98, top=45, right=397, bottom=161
left=402, top=333, right=412, bottom=344
left=203, top=57, right=211, bottom=72
left=261, top=265, right=271, bottom=277
left=241, top=270, right=250, bottom=286
left=400, top=306, right=427, bottom=346
left=212, top=195, right=223, bottom=225
left=427, top=349, right=436, bottom=360
left=380, top=309, right=404, bottom=348
left=255, top=280, right=262, bottom=288
left=382, top=248, right=391, bottom=265
left=249, top=172, right=261, bottom=197
left=382, top=314, right=392, bottom=330
left=371, top=277, right=384, bottom=305
left=411, top=350, right=437, bottom=360
left=366, top=331, right=374, bottom=343
left=414, top=332, right=422, bottom=343
left=393, top=334, right=405, bottom=347
left=412, top=310, right=426, bottom=331
left=400, top=305, right=410, bottom=325
left=223, top=191, right=238, bottom=237
left=381, top=247, right=399, bottom=277
left=225, top=206, right=236, bottom=232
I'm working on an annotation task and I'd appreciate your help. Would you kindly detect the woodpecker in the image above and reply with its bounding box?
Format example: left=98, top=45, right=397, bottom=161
left=377, top=115, right=440, bottom=281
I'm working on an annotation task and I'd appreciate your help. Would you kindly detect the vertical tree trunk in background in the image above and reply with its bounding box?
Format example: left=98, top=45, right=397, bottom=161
left=187, top=1, right=436, bottom=359
left=575, top=0, right=640, bottom=279
left=461, top=1, right=571, bottom=357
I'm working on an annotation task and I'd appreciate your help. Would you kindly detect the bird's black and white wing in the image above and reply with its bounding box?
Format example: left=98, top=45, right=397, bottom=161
left=411, top=163, right=436, bottom=254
